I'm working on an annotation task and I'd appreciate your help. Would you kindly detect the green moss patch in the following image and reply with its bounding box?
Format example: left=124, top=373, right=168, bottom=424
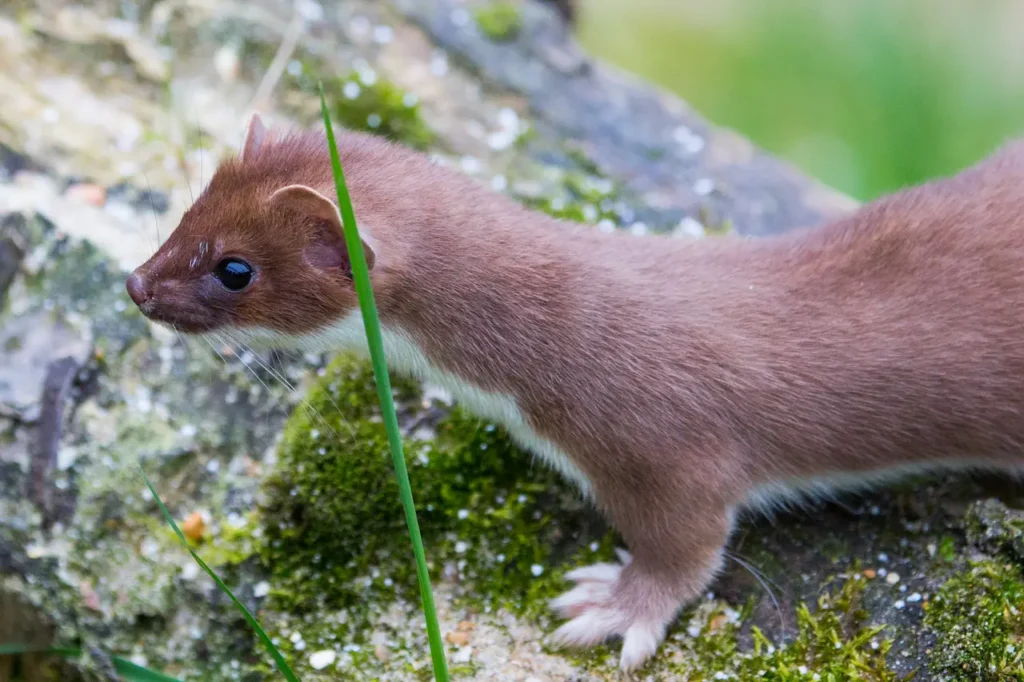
left=518, top=169, right=623, bottom=225
left=258, top=353, right=613, bottom=635
left=285, top=64, right=433, bottom=150
left=473, top=2, right=524, bottom=42
left=925, top=560, right=1024, bottom=681
left=665, top=574, right=900, bottom=681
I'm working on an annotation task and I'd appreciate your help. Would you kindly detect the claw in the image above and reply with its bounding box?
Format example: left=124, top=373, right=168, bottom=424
left=550, top=607, right=627, bottom=648
left=620, top=620, right=665, bottom=671
left=564, top=561, right=621, bottom=584
left=550, top=581, right=613, bottom=618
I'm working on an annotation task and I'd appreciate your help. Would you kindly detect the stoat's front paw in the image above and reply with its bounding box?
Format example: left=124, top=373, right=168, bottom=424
left=548, top=549, right=672, bottom=672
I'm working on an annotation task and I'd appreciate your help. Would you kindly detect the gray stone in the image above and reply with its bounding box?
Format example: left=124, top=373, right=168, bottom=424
left=0, top=308, right=91, bottom=423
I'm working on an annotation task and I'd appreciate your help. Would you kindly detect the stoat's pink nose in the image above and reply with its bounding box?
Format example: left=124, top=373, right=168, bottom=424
left=126, top=272, right=151, bottom=306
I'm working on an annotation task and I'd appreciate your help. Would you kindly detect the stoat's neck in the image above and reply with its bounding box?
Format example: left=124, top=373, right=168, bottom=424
left=378, top=190, right=590, bottom=386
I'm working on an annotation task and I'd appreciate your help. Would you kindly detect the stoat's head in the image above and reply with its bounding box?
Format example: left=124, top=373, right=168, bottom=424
left=126, top=114, right=417, bottom=347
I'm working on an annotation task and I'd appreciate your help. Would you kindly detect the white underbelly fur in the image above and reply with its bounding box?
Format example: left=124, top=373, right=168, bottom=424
left=239, top=312, right=594, bottom=498
left=742, top=458, right=1024, bottom=516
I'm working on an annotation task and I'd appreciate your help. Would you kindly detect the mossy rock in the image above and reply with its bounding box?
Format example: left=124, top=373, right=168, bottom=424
left=258, top=352, right=614, bottom=632
left=925, top=560, right=1024, bottom=681
left=664, top=575, right=900, bottom=681
left=286, top=64, right=434, bottom=151
left=965, top=498, right=1024, bottom=564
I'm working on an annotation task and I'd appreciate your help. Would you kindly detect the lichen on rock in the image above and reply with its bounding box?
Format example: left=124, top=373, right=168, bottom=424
left=964, top=497, right=1024, bottom=564
left=925, top=560, right=1024, bottom=681
left=473, top=2, right=525, bottom=42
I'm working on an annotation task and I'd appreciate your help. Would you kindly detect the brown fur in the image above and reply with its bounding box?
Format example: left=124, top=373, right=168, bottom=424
left=129, top=117, right=1024, bottom=669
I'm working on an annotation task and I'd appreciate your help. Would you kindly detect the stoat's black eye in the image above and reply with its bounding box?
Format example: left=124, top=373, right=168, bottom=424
left=214, top=258, right=253, bottom=291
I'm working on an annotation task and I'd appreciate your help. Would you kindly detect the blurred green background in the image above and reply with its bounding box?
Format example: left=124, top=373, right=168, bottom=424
left=577, top=0, right=1024, bottom=201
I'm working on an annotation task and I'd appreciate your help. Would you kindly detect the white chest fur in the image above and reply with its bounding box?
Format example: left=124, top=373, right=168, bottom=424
left=239, top=312, right=594, bottom=498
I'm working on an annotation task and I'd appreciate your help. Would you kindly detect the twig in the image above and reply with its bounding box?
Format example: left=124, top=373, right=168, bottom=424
left=29, top=357, right=79, bottom=527
left=247, top=1, right=305, bottom=113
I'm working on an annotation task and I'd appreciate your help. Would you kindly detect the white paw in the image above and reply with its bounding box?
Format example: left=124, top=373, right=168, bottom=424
left=548, top=549, right=665, bottom=672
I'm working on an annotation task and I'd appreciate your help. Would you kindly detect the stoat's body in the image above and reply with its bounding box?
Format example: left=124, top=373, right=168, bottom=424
left=127, top=116, right=1024, bottom=670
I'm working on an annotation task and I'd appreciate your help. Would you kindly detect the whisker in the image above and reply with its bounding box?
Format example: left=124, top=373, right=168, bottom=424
left=253, top=345, right=360, bottom=442
left=223, top=333, right=354, bottom=446
left=205, top=333, right=326, bottom=446
left=238, top=340, right=356, bottom=443
left=170, top=324, right=190, bottom=352
left=203, top=333, right=301, bottom=431
left=723, top=549, right=787, bottom=643
left=196, top=115, right=205, bottom=192
left=199, top=331, right=228, bottom=363
left=140, top=168, right=162, bottom=249
left=179, top=139, right=194, bottom=205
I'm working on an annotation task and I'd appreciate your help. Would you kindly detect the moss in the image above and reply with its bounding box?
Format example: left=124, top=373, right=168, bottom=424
left=177, top=510, right=262, bottom=568
left=666, top=575, right=899, bottom=681
left=285, top=64, right=434, bottom=150
left=517, top=167, right=623, bottom=225
left=473, top=2, right=524, bottom=42
left=508, top=144, right=694, bottom=236
left=328, top=71, right=433, bottom=151
left=258, top=353, right=611, bottom=639
left=704, top=217, right=735, bottom=236
left=245, top=32, right=435, bottom=150
left=696, top=205, right=736, bottom=236
left=258, top=355, right=421, bottom=612
left=925, top=560, right=1024, bottom=681
left=938, top=535, right=958, bottom=563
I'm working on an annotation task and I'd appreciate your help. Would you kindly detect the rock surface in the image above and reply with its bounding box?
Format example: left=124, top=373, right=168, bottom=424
left=0, top=1, right=1020, bottom=680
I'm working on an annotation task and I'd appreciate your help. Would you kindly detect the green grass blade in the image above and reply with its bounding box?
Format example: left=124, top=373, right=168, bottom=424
left=318, top=83, right=450, bottom=682
left=0, top=645, right=182, bottom=681
left=139, top=467, right=300, bottom=682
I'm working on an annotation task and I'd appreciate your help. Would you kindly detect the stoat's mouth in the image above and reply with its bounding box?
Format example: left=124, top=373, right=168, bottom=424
left=136, top=305, right=222, bottom=335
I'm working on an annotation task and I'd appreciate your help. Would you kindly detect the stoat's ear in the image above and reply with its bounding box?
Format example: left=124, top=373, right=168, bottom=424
left=269, top=184, right=377, bottom=273
left=240, top=113, right=267, bottom=162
